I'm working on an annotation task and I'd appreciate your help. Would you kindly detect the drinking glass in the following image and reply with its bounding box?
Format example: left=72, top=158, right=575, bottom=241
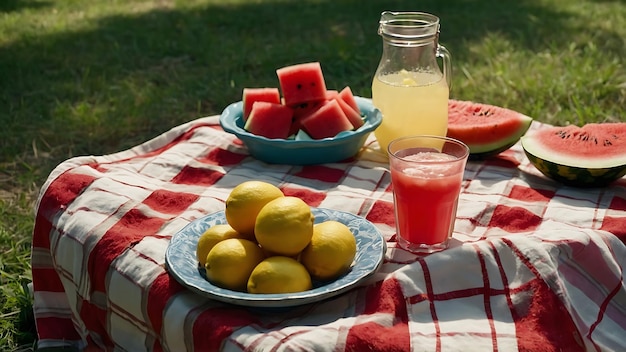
left=388, top=135, right=469, bottom=254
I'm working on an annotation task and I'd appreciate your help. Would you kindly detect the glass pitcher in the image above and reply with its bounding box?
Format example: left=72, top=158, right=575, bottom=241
left=371, top=11, right=452, bottom=153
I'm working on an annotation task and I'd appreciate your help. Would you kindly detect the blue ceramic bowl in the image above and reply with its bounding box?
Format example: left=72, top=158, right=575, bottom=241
left=219, top=96, right=382, bottom=165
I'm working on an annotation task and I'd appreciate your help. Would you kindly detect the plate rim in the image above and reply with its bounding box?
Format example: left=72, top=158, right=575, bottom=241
left=165, top=207, right=386, bottom=308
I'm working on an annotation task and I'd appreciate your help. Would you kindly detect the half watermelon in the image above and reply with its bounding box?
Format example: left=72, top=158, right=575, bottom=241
left=521, top=123, right=626, bottom=187
left=447, top=100, right=533, bottom=159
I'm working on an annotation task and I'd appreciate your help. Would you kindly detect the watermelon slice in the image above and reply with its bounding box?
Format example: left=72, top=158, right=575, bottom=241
left=288, top=102, right=320, bottom=136
left=244, top=102, right=293, bottom=139
left=447, top=100, right=533, bottom=158
left=300, top=99, right=354, bottom=139
left=521, top=123, right=626, bottom=187
left=338, top=86, right=362, bottom=115
left=290, top=100, right=322, bottom=118
left=242, top=88, right=281, bottom=122
left=334, top=96, right=364, bottom=130
left=276, top=62, right=327, bottom=106
left=287, top=90, right=343, bottom=136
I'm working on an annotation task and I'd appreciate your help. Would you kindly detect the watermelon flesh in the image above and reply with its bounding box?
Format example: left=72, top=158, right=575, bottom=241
left=447, top=100, right=533, bottom=157
left=325, top=90, right=339, bottom=100
left=338, top=86, right=362, bottom=115
left=288, top=97, right=361, bottom=137
left=290, top=99, right=324, bottom=120
left=276, top=62, right=327, bottom=106
left=242, top=88, right=281, bottom=122
left=287, top=91, right=342, bottom=136
left=288, top=90, right=338, bottom=120
left=300, top=99, right=354, bottom=139
left=244, top=102, right=293, bottom=139
left=334, top=96, right=364, bottom=129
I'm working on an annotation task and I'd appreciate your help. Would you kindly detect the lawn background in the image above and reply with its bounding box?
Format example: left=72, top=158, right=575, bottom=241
left=1, top=0, right=624, bottom=350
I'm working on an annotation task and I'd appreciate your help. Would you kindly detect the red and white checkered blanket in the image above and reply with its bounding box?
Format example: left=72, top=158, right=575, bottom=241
left=32, top=115, right=626, bottom=351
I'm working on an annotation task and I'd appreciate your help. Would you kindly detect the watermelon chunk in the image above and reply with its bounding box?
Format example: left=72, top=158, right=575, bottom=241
left=287, top=100, right=323, bottom=136
left=289, top=90, right=338, bottom=118
left=244, top=102, right=293, bottom=139
left=276, top=62, right=327, bottom=106
left=338, top=86, right=361, bottom=115
left=334, top=96, right=364, bottom=130
left=242, top=88, right=281, bottom=122
left=287, top=90, right=342, bottom=136
left=447, top=100, right=533, bottom=158
left=290, top=100, right=324, bottom=119
left=300, top=99, right=353, bottom=139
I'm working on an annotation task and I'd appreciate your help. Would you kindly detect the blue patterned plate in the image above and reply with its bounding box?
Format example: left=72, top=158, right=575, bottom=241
left=165, top=208, right=386, bottom=308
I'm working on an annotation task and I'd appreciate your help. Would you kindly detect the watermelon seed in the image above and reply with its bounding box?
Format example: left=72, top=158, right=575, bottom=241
left=297, top=84, right=302, bottom=90
left=473, top=109, right=494, bottom=117
left=604, top=139, right=613, bottom=146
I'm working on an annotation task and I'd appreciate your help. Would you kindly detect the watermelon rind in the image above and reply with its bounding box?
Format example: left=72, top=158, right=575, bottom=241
left=470, top=113, right=532, bottom=156
left=523, top=149, right=626, bottom=188
left=521, top=125, right=626, bottom=188
left=468, top=134, right=527, bottom=160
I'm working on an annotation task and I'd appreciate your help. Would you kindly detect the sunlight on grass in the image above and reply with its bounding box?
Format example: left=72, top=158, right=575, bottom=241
left=455, top=31, right=624, bottom=125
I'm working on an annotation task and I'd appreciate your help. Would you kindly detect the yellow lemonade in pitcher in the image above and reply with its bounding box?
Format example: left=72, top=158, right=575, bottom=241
left=372, top=70, right=449, bottom=153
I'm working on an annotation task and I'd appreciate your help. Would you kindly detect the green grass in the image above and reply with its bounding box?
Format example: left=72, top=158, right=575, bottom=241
left=1, top=0, right=624, bottom=350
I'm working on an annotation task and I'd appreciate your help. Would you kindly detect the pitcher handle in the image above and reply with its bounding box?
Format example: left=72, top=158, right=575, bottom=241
left=436, top=44, right=452, bottom=89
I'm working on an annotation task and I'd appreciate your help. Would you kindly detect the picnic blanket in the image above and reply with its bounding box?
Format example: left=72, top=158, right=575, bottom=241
left=31, top=115, right=626, bottom=351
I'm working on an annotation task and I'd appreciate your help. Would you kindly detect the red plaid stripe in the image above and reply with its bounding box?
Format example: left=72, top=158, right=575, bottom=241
left=32, top=115, right=626, bottom=351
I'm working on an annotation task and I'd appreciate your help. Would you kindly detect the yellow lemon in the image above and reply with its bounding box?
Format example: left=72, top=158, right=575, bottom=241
left=254, top=196, right=314, bottom=256
left=196, top=224, right=243, bottom=267
left=247, top=256, right=312, bottom=294
left=300, top=220, right=357, bottom=281
left=204, top=238, right=265, bottom=291
left=225, top=181, right=284, bottom=237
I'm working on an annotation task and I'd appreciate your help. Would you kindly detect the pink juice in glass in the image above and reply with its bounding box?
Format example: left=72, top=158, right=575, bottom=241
left=388, top=136, right=469, bottom=254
